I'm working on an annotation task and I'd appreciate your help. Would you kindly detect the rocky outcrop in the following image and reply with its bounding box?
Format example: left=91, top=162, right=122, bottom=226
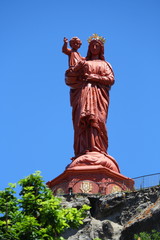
left=60, top=186, right=160, bottom=240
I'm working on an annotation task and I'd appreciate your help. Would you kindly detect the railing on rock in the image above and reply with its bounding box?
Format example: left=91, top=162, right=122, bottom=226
left=133, top=173, right=160, bottom=190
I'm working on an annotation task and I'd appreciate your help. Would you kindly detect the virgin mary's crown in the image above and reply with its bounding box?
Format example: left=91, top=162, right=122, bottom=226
left=87, top=33, right=106, bottom=43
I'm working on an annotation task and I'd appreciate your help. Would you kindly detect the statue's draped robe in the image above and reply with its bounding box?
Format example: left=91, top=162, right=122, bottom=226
left=66, top=59, right=114, bottom=157
left=69, top=51, right=82, bottom=67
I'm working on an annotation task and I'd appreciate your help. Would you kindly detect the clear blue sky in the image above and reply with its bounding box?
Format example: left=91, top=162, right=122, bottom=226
left=0, top=0, right=160, bottom=190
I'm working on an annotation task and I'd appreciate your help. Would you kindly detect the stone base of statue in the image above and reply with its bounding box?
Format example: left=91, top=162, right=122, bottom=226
left=47, top=152, right=134, bottom=195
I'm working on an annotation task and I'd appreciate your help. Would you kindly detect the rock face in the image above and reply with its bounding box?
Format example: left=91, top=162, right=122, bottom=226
left=60, top=186, right=160, bottom=240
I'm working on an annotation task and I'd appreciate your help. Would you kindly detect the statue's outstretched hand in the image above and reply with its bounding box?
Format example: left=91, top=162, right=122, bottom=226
left=63, top=37, right=68, bottom=43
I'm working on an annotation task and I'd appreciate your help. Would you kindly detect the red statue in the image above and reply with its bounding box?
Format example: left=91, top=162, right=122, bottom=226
left=64, top=34, right=114, bottom=158
left=46, top=34, right=134, bottom=195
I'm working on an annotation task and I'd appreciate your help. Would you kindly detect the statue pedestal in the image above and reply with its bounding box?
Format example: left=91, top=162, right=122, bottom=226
left=47, top=152, right=134, bottom=195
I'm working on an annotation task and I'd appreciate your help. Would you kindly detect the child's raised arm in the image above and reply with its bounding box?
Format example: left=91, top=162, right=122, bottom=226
left=62, top=37, right=71, bottom=55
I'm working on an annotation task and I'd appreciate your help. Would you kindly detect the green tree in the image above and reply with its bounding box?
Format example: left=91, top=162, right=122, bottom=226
left=0, top=171, right=90, bottom=240
left=134, top=230, right=160, bottom=240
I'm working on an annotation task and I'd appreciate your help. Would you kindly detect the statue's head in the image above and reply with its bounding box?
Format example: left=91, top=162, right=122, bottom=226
left=69, top=37, right=82, bottom=50
left=86, top=34, right=105, bottom=60
left=86, top=39, right=105, bottom=60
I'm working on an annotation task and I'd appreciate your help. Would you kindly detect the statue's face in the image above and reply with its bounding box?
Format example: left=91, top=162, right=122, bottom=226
left=90, top=41, right=101, bottom=55
left=70, top=41, right=81, bottom=50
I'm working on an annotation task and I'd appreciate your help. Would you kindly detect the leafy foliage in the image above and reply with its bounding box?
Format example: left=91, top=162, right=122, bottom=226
left=134, top=230, right=160, bottom=240
left=0, top=171, right=90, bottom=240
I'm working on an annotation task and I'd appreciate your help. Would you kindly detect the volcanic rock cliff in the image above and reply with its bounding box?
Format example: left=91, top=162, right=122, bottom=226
left=60, top=186, right=160, bottom=240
